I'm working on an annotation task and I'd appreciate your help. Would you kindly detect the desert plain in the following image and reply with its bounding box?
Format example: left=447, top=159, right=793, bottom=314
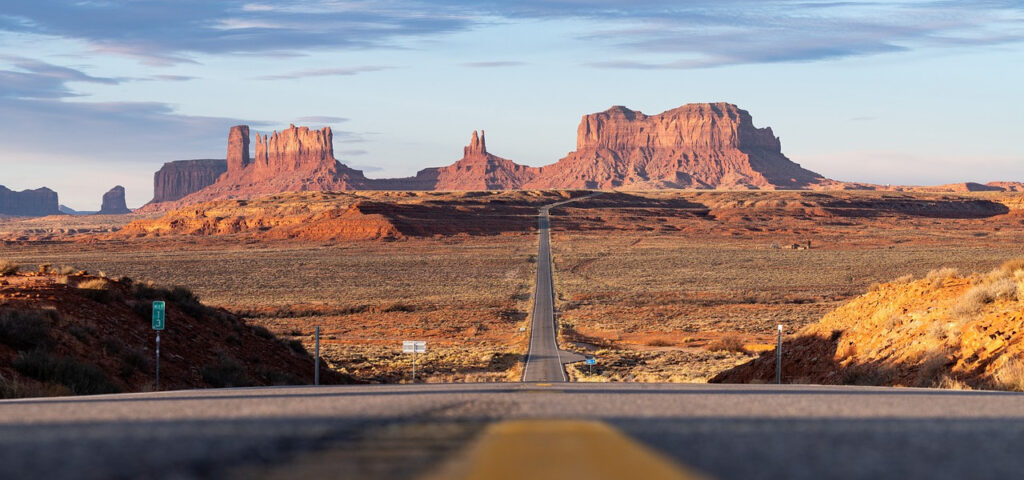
left=4, top=188, right=1024, bottom=386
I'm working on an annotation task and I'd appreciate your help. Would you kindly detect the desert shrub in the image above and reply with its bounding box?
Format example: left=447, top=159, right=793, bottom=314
left=925, top=267, right=958, bottom=288
left=201, top=352, right=253, bottom=388
left=926, top=321, right=950, bottom=341
left=840, top=364, right=894, bottom=386
left=67, top=323, right=94, bottom=343
left=13, top=350, right=120, bottom=395
left=56, top=265, right=75, bottom=275
left=37, top=263, right=52, bottom=274
left=257, top=367, right=303, bottom=386
left=77, top=278, right=116, bottom=303
left=994, top=358, right=1024, bottom=392
left=706, top=335, right=746, bottom=353
left=122, top=347, right=151, bottom=372
left=999, top=258, right=1024, bottom=275
left=952, top=278, right=1016, bottom=321
left=893, top=274, right=914, bottom=283
left=252, top=325, right=274, bottom=340
left=915, top=350, right=952, bottom=387
left=383, top=302, right=416, bottom=313
left=0, top=310, right=55, bottom=350
left=935, top=375, right=971, bottom=390
left=284, top=338, right=307, bottom=355
left=0, top=260, right=19, bottom=276
left=0, top=373, right=71, bottom=399
left=100, top=336, right=125, bottom=355
left=646, top=338, right=674, bottom=347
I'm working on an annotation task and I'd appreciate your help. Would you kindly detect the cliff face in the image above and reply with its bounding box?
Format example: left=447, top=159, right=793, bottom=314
left=0, top=186, right=60, bottom=217
left=171, top=125, right=367, bottom=205
left=151, top=103, right=842, bottom=207
left=525, top=103, right=831, bottom=190
left=152, top=159, right=227, bottom=203
left=98, top=185, right=130, bottom=214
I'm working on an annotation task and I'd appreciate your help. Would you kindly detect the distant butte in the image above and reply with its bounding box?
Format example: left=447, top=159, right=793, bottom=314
left=139, top=102, right=1021, bottom=210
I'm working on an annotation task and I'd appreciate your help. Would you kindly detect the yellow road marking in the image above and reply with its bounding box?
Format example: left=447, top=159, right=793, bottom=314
left=427, top=420, right=709, bottom=480
left=534, top=383, right=553, bottom=387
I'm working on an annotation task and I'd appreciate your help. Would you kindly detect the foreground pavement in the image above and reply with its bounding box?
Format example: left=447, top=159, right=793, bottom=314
left=4, top=382, right=1024, bottom=479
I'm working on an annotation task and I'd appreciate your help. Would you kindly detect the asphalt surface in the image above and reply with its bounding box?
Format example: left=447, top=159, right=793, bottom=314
left=5, top=383, right=1024, bottom=479
left=9, top=191, right=1024, bottom=479
left=521, top=196, right=594, bottom=382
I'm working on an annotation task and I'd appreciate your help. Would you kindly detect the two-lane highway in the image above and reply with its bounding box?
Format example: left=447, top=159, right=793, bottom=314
left=521, top=194, right=597, bottom=382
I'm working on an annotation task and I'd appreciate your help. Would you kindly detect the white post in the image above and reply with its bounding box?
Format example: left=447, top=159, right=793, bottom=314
left=155, top=331, right=161, bottom=391
left=314, top=326, right=320, bottom=386
left=776, top=324, right=783, bottom=385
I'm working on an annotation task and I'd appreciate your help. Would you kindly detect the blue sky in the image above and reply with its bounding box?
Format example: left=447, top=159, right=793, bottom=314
left=0, top=1, right=1021, bottom=209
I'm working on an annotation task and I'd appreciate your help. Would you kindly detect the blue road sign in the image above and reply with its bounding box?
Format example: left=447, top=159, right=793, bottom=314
left=585, top=358, right=596, bottom=366
left=152, top=301, right=166, bottom=330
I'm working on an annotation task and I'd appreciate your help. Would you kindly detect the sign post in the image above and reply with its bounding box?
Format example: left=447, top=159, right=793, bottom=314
left=402, top=341, right=426, bottom=383
left=585, top=356, right=596, bottom=375
left=776, top=324, right=783, bottom=385
left=314, top=326, right=321, bottom=386
left=152, top=301, right=166, bottom=390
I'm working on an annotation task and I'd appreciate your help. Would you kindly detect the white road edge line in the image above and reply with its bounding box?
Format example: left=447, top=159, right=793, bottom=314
left=521, top=192, right=603, bottom=383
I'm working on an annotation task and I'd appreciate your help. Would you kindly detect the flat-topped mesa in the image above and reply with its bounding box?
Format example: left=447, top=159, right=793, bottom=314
left=152, top=159, right=228, bottom=204
left=252, top=124, right=336, bottom=175
left=0, top=185, right=59, bottom=217
left=463, top=130, right=487, bottom=156
left=576, top=103, right=781, bottom=153
left=525, top=102, right=828, bottom=190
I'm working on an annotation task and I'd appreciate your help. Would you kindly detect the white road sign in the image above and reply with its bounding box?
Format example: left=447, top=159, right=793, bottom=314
left=402, top=341, right=426, bottom=353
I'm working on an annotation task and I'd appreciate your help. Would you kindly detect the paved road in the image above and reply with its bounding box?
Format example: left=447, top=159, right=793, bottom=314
left=5, top=383, right=1024, bottom=479
left=521, top=195, right=596, bottom=382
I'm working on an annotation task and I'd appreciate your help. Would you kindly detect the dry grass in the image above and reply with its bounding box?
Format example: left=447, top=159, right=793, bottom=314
left=706, top=335, right=747, bottom=353
left=0, top=259, right=19, bottom=276
left=952, top=277, right=1016, bottom=322
left=994, top=358, right=1024, bottom=392
left=5, top=237, right=535, bottom=383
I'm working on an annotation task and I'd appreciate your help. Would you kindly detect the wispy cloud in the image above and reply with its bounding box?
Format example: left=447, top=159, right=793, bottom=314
left=461, top=61, right=526, bottom=67
left=295, top=115, right=350, bottom=124
left=257, top=65, right=392, bottom=80
left=0, top=56, right=118, bottom=99
left=0, top=1, right=474, bottom=65
left=0, top=1, right=1020, bottom=68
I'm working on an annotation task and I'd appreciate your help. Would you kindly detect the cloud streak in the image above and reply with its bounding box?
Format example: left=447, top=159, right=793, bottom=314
left=257, top=65, right=392, bottom=80
left=0, top=1, right=1019, bottom=68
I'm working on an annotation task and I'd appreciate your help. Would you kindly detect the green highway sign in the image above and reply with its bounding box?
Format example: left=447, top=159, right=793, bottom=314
left=152, top=301, right=165, bottom=331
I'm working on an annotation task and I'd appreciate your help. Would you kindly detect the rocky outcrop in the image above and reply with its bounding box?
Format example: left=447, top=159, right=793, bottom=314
left=153, top=104, right=847, bottom=207
left=152, top=159, right=227, bottom=203
left=98, top=186, right=130, bottom=214
left=171, top=125, right=368, bottom=206
left=524, top=103, right=833, bottom=190
left=0, top=185, right=59, bottom=217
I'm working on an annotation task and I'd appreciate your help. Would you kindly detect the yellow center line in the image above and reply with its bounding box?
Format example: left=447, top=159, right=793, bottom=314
left=425, top=420, right=710, bottom=480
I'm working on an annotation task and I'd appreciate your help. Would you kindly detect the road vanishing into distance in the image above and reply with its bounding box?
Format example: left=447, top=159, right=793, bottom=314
left=8, top=192, right=1024, bottom=479
left=521, top=194, right=597, bottom=382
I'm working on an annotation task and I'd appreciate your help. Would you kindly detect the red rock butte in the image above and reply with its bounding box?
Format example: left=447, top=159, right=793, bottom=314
left=143, top=102, right=932, bottom=209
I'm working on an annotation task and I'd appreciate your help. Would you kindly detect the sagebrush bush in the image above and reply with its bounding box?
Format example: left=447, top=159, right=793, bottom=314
left=77, top=278, right=117, bottom=303
left=201, top=352, right=253, bottom=388
left=13, top=350, right=120, bottom=395
left=953, top=278, right=1016, bottom=321
left=706, top=335, right=746, bottom=353
left=0, top=260, right=19, bottom=276
left=999, top=258, right=1024, bottom=275
left=0, top=310, right=56, bottom=350
left=994, top=358, right=1024, bottom=392
left=925, top=267, right=958, bottom=288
